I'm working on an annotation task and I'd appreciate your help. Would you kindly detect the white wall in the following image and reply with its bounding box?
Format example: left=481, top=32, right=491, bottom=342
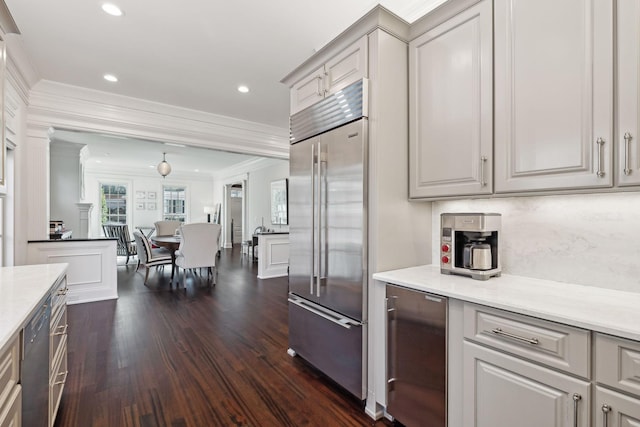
left=431, top=192, right=640, bottom=293
left=246, top=160, right=290, bottom=233
left=84, top=169, right=214, bottom=237
left=213, top=158, right=289, bottom=243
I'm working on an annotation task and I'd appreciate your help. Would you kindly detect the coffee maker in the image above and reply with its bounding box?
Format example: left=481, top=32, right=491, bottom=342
left=440, top=213, right=501, bottom=280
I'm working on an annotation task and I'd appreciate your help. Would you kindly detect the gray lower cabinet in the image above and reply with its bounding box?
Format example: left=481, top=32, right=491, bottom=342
left=594, top=333, right=640, bottom=427
left=594, top=387, right=640, bottom=427
left=463, top=341, right=590, bottom=427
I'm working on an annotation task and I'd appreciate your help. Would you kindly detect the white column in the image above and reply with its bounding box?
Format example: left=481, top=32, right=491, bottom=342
left=76, top=202, right=93, bottom=238
left=26, top=124, right=50, bottom=241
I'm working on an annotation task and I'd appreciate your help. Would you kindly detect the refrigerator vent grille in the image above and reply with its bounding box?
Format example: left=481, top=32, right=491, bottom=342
left=290, top=79, right=366, bottom=144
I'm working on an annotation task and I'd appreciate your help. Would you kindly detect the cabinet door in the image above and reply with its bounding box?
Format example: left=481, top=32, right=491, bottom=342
left=290, top=66, right=326, bottom=115
left=595, top=386, right=640, bottom=427
left=494, top=0, right=613, bottom=193
left=324, top=36, right=367, bottom=96
left=409, top=0, right=493, bottom=199
left=617, top=0, right=640, bottom=186
left=463, top=342, right=590, bottom=427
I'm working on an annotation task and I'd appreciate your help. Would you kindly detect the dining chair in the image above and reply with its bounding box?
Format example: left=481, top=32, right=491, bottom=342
left=102, top=224, right=137, bottom=264
left=154, top=220, right=183, bottom=236
left=175, top=223, right=222, bottom=287
left=133, top=231, right=173, bottom=284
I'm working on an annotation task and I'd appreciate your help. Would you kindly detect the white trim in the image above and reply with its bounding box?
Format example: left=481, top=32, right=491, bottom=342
left=28, top=80, right=290, bottom=159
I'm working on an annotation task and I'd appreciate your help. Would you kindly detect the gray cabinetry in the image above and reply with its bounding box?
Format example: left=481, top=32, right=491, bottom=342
left=493, top=0, right=613, bottom=193
left=463, top=341, right=590, bottom=427
left=0, top=337, right=21, bottom=427
left=408, top=0, right=493, bottom=199
left=463, top=303, right=591, bottom=427
left=594, top=333, right=640, bottom=427
left=617, top=0, right=640, bottom=186
left=289, top=37, right=367, bottom=115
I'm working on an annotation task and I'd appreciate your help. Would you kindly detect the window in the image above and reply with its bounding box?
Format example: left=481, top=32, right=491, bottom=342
left=101, top=183, right=127, bottom=224
left=163, top=186, right=186, bottom=222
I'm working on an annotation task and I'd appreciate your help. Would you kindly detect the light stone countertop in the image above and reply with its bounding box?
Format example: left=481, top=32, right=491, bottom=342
left=373, top=265, right=640, bottom=342
left=0, top=264, right=68, bottom=352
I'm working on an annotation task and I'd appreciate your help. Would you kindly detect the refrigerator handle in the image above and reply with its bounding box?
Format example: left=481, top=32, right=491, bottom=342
left=310, top=142, right=316, bottom=296
left=288, top=297, right=357, bottom=329
left=316, top=142, right=322, bottom=298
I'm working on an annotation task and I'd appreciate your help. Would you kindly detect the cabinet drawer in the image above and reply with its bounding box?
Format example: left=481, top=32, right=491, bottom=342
left=595, top=333, right=640, bottom=396
left=50, top=277, right=68, bottom=321
left=50, top=306, right=67, bottom=364
left=0, top=338, right=19, bottom=407
left=49, top=335, right=67, bottom=424
left=464, top=303, right=590, bottom=377
left=0, top=385, right=21, bottom=427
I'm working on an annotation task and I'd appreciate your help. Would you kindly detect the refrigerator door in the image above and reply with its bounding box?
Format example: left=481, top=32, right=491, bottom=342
left=289, top=135, right=317, bottom=301
left=288, top=294, right=364, bottom=399
left=288, top=119, right=367, bottom=321
left=318, top=119, right=366, bottom=321
left=386, top=284, right=448, bottom=427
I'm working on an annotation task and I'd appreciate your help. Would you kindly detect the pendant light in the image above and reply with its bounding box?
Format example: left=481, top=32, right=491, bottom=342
left=157, top=152, right=171, bottom=178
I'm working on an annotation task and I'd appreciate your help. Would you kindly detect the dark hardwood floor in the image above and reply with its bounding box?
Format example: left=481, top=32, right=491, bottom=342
left=54, top=246, right=392, bottom=427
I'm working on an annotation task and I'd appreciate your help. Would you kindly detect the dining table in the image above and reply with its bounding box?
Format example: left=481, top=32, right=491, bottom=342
left=150, top=235, right=181, bottom=282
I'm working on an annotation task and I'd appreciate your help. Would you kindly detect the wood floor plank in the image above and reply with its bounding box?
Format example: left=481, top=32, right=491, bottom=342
left=54, top=247, right=392, bottom=427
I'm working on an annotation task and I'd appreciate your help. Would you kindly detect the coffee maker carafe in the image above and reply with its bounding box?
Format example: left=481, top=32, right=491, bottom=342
left=440, top=213, right=501, bottom=280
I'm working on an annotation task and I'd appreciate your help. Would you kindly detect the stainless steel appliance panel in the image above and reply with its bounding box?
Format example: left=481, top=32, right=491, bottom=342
left=21, top=295, right=52, bottom=427
left=319, top=119, right=366, bottom=321
left=288, top=119, right=366, bottom=321
left=288, top=295, right=364, bottom=398
left=387, top=284, right=447, bottom=427
left=288, top=134, right=319, bottom=302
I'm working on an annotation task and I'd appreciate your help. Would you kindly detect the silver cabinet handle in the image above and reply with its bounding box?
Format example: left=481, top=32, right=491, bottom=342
left=309, top=143, right=315, bottom=296
left=323, top=69, right=329, bottom=95
left=480, top=156, right=488, bottom=186
left=602, top=404, right=611, bottom=426
left=316, top=142, right=323, bottom=298
left=596, top=137, right=606, bottom=178
left=624, top=132, right=632, bottom=176
left=315, top=75, right=323, bottom=97
left=53, top=324, right=68, bottom=336
left=54, top=370, right=68, bottom=386
left=572, top=393, right=581, bottom=427
left=491, top=327, right=539, bottom=345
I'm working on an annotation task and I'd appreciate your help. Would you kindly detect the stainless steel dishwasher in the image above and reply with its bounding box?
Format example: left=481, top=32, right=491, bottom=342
left=386, top=284, right=447, bottom=427
left=21, top=294, right=52, bottom=427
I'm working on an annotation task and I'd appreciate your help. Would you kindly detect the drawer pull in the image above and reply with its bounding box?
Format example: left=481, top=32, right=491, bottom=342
left=53, top=370, right=68, bottom=386
left=572, top=393, right=581, bottom=427
left=53, top=324, right=68, bottom=336
left=601, top=404, right=611, bottom=426
left=491, top=327, right=539, bottom=345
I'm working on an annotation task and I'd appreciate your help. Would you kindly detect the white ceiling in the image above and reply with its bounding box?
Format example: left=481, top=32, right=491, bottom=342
left=5, top=0, right=446, bottom=172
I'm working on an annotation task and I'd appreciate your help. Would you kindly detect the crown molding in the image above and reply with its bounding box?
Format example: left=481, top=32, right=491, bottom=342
left=213, top=157, right=286, bottom=180
left=26, top=80, right=290, bottom=159
left=5, top=34, right=38, bottom=104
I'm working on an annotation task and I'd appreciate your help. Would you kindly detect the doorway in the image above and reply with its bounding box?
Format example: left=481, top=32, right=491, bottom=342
left=223, top=180, right=246, bottom=248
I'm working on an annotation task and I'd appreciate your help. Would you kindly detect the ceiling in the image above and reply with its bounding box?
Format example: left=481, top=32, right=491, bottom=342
left=5, top=0, right=446, bottom=172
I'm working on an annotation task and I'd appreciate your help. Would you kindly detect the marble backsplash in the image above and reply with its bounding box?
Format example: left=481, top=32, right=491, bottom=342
left=431, top=192, right=640, bottom=293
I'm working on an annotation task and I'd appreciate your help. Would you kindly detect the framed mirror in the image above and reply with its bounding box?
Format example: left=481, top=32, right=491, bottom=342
left=270, top=179, right=288, bottom=225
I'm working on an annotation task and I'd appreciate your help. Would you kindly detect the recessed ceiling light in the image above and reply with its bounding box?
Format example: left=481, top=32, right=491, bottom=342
left=102, top=3, right=123, bottom=16
left=194, top=169, right=200, bottom=172
left=103, top=74, right=118, bottom=83
left=237, top=85, right=250, bottom=93
left=95, top=160, right=102, bottom=164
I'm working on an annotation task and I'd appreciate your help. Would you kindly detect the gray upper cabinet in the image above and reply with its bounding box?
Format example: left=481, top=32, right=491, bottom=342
left=409, top=0, right=493, bottom=199
left=494, top=0, right=613, bottom=193
left=617, top=0, right=640, bottom=186
left=289, top=37, right=367, bottom=115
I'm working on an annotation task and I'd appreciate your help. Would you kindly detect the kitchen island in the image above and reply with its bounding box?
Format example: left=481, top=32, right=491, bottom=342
left=27, top=238, right=118, bottom=304
left=255, top=232, right=289, bottom=279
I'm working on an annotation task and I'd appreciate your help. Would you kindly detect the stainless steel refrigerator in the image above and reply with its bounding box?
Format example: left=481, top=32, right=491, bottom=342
left=287, top=79, right=367, bottom=399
